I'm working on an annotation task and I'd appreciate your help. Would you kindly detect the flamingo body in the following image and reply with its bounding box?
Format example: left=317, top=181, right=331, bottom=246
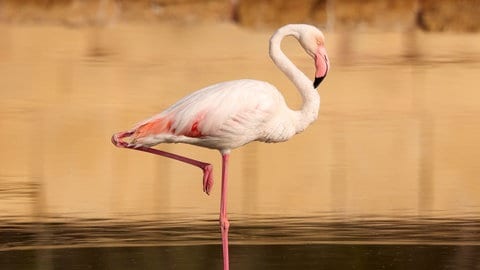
left=128, top=79, right=300, bottom=151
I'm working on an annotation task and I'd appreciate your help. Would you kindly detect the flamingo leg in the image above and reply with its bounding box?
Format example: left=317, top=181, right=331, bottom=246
left=220, top=153, right=230, bottom=270
left=112, top=132, right=214, bottom=195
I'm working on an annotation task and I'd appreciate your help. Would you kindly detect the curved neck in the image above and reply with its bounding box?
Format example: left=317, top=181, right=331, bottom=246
left=269, top=25, right=320, bottom=133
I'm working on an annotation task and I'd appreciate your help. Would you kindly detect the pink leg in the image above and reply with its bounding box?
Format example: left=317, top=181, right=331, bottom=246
left=111, top=132, right=213, bottom=195
left=220, top=153, right=230, bottom=270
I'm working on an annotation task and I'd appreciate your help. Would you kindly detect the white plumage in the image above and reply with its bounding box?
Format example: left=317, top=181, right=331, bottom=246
left=131, top=79, right=296, bottom=150
left=117, top=24, right=330, bottom=153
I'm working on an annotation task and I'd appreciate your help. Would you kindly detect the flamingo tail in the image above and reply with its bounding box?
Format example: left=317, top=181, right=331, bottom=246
left=111, top=117, right=173, bottom=148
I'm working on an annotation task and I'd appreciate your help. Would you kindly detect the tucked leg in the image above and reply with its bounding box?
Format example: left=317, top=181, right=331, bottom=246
left=112, top=132, right=214, bottom=195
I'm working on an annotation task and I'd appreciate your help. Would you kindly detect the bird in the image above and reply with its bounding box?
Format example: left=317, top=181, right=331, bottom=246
left=111, top=24, right=329, bottom=270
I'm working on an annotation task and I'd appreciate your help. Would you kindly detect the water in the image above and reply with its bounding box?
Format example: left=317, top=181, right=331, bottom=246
left=1, top=215, right=480, bottom=269
left=1, top=22, right=480, bottom=269
left=2, top=244, right=480, bottom=270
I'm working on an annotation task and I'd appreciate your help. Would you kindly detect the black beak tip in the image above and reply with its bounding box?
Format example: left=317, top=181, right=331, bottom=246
left=313, top=76, right=325, bottom=89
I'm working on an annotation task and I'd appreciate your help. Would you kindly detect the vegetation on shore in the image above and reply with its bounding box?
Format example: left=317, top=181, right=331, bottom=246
left=0, top=0, right=479, bottom=32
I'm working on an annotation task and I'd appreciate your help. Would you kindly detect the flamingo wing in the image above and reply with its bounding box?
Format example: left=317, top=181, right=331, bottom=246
left=130, top=79, right=285, bottom=149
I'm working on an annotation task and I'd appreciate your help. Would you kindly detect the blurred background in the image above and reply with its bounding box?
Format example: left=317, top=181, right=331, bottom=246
left=1, top=0, right=480, bottom=269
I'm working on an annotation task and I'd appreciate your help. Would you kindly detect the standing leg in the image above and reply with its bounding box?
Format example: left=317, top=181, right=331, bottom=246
left=220, top=153, right=230, bottom=270
left=112, top=132, right=214, bottom=195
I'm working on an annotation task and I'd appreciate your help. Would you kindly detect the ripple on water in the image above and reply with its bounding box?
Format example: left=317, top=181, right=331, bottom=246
left=1, top=214, right=479, bottom=251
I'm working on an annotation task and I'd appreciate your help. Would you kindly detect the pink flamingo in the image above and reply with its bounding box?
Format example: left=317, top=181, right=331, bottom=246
left=112, top=24, right=329, bottom=270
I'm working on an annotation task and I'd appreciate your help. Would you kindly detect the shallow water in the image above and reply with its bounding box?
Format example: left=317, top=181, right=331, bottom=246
left=1, top=22, right=480, bottom=268
left=1, top=215, right=480, bottom=269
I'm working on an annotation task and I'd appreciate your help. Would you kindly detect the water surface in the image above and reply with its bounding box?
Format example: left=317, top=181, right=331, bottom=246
left=0, top=23, right=480, bottom=268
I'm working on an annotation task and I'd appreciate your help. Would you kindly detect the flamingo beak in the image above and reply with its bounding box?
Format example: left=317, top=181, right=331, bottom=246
left=313, top=75, right=325, bottom=89
left=313, top=47, right=329, bottom=89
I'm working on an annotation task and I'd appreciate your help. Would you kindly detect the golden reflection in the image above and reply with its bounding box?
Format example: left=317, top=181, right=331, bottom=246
left=0, top=23, right=480, bottom=223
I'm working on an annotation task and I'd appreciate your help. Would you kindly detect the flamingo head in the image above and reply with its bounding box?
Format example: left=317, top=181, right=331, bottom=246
left=298, top=26, right=330, bottom=89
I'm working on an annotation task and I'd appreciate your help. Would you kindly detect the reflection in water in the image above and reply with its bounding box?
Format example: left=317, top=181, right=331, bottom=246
left=1, top=215, right=480, bottom=249
left=417, top=91, right=435, bottom=214
left=1, top=215, right=480, bottom=269
left=1, top=23, right=480, bottom=268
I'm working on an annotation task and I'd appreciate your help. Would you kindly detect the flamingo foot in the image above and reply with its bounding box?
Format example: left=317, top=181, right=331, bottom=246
left=203, top=164, right=214, bottom=195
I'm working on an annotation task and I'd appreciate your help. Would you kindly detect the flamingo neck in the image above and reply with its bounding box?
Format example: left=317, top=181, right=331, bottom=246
left=269, top=25, right=320, bottom=133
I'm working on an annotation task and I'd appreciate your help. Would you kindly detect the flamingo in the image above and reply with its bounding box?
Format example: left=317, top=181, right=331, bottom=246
left=111, top=24, right=329, bottom=270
